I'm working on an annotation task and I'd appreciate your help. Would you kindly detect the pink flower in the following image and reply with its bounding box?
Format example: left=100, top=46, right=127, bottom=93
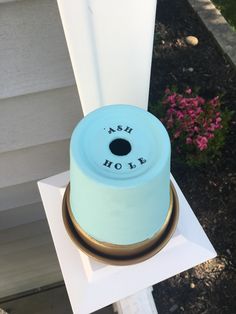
left=165, top=88, right=171, bottom=94
left=176, top=111, right=184, bottom=120
left=197, top=96, right=205, bottom=105
left=179, top=99, right=188, bottom=109
left=207, top=133, right=214, bottom=139
left=209, top=96, right=219, bottom=107
left=216, top=117, right=222, bottom=123
left=174, top=130, right=181, bottom=138
left=208, top=123, right=216, bottom=131
left=196, top=136, right=208, bottom=151
left=196, top=107, right=203, bottom=114
left=168, top=94, right=177, bottom=104
left=167, top=108, right=175, bottom=114
left=185, top=88, right=192, bottom=94
left=161, top=88, right=224, bottom=157
left=186, top=137, right=193, bottom=144
left=192, top=99, right=199, bottom=107
left=167, top=118, right=173, bottom=128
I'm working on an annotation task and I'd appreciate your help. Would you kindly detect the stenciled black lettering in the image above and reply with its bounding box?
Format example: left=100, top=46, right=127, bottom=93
left=114, top=163, right=122, bottom=170
left=128, top=162, right=136, bottom=169
left=138, top=157, right=147, bottom=165
left=117, top=125, right=123, bottom=131
left=124, top=126, right=133, bottom=134
left=108, top=128, right=116, bottom=134
left=103, top=159, right=113, bottom=168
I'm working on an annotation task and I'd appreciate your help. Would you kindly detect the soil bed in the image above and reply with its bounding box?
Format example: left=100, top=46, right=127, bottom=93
left=149, top=0, right=236, bottom=313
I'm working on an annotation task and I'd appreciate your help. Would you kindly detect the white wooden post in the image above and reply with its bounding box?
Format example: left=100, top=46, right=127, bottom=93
left=56, top=0, right=157, bottom=114
left=56, top=1, right=158, bottom=312
left=45, top=1, right=216, bottom=313
left=113, top=287, right=158, bottom=314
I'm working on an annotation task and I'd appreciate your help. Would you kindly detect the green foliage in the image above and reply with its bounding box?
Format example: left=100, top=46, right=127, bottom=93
left=212, top=0, right=236, bottom=30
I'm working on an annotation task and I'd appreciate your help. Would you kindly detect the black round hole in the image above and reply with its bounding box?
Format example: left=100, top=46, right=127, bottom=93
left=109, top=138, right=131, bottom=156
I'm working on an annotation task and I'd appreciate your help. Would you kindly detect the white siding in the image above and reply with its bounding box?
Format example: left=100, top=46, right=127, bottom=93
left=0, top=85, right=83, bottom=153
left=0, top=0, right=75, bottom=99
left=0, top=139, right=70, bottom=188
left=0, top=0, right=80, bottom=296
left=0, top=85, right=83, bottom=216
left=0, top=220, right=62, bottom=298
left=0, top=0, right=83, bottom=224
left=0, top=181, right=41, bottom=212
left=0, top=202, right=45, bottom=230
left=0, top=1, right=19, bottom=3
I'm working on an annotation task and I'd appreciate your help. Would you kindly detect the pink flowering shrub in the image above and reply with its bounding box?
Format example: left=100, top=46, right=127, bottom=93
left=151, top=87, right=232, bottom=165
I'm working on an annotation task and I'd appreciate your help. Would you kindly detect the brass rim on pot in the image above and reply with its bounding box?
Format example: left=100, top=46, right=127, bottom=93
left=62, top=181, right=179, bottom=266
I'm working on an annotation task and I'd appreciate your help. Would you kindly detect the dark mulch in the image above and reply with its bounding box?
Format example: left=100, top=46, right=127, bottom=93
left=149, top=0, right=236, bottom=313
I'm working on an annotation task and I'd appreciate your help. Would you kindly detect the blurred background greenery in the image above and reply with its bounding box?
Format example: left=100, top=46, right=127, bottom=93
left=212, top=0, right=236, bottom=30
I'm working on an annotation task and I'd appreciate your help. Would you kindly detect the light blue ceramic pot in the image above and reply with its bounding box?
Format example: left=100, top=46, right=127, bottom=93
left=70, top=105, right=171, bottom=246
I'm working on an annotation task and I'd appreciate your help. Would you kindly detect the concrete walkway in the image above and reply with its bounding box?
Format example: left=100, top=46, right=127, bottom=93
left=0, top=286, right=114, bottom=314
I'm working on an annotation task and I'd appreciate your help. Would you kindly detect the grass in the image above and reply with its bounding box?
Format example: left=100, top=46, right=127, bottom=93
left=212, top=0, right=236, bottom=30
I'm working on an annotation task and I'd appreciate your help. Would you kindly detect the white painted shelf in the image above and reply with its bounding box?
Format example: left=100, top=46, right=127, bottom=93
left=38, top=171, right=216, bottom=314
